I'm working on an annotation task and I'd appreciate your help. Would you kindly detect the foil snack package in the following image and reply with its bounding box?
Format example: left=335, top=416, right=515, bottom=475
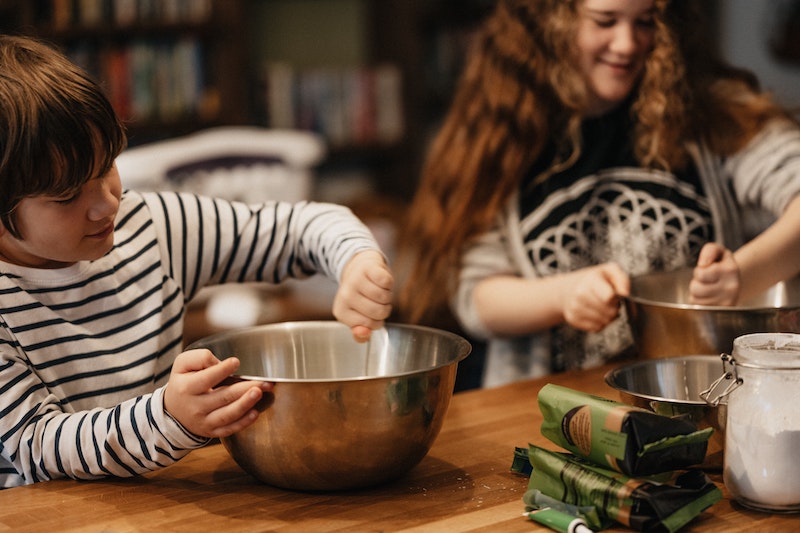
left=514, top=445, right=722, bottom=533
left=538, top=384, right=712, bottom=476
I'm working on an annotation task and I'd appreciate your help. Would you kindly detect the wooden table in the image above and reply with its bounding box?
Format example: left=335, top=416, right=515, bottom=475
left=1, top=364, right=799, bottom=533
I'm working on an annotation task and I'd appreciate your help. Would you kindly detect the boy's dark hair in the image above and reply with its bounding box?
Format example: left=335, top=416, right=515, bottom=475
left=0, top=35, right=127, bottom=238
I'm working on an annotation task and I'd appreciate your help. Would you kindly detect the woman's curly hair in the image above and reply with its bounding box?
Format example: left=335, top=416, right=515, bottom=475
left=398, top=0, right=791, bottom=325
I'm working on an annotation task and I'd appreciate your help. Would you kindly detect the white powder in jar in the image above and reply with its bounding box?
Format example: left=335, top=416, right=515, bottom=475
left=723, top=356, right=800, bottom=511
left=725, top=426, right=800, bottom=508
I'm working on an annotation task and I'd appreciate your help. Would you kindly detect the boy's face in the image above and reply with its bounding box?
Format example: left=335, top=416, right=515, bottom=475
left=0, top=164, right=122, bottom=269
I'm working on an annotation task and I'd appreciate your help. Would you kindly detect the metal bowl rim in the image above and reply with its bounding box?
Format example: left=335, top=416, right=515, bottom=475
left=604, top=355, right=723, bottom=405
left=623, top=293, right=797, bottom=312
left=187, top=320, right=473, bottom=383
left=627, top=268, right=800, bottom=311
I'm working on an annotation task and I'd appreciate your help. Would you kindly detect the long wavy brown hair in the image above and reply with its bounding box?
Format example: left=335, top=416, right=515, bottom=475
left=398, top=0, right=792, bottom=325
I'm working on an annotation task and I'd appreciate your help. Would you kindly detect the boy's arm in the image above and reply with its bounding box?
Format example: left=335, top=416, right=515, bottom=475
left=0, top=348, right=207, bottom=487
left=142, top=192, right=383, bottom=298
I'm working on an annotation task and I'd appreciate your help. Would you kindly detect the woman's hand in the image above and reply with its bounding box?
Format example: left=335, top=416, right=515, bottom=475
left=689, top=242, right=740, bottom=305
left=163, top=349, right=273, bottom=438
left=561, top=262, right=630, bottom=332
left=471, top=263, right=629, bottom=336
left=332, top=250, right=394, bottom=342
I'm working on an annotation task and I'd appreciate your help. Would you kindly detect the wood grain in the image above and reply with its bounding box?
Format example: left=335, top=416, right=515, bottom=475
left=1, top=363, right=799, bottom=532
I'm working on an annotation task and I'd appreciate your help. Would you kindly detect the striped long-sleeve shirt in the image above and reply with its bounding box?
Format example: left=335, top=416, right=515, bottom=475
left=0, top=190, right=380, bottom=487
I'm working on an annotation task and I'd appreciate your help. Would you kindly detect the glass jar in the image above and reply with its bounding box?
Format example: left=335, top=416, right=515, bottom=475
left=704, top=333, right=800, bottom=512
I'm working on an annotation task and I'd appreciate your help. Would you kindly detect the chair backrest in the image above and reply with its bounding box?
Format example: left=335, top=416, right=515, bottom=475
left=115, top=126, right=326, bottom=203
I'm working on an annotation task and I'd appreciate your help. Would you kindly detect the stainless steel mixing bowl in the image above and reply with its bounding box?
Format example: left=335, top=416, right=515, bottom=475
left=605, top=355, right=726, bottom=469
left=625, top=268, right=800, bottom=358
left=187, top=321, right=471, bottom=491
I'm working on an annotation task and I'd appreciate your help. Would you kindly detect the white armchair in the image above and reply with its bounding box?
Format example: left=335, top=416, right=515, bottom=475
left=115, top=126, right=326, bottom=203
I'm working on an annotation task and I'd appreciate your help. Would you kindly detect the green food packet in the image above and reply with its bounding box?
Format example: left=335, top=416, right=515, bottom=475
left=538, top=384, right=712, bottom=476
left=524, top=444, right=722, bottom=533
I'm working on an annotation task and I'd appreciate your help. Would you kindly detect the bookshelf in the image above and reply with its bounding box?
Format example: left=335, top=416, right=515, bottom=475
left=1, top=0, right=495, bottom=204
left=262, top=62, right=404, bottom=150
left=367, top=0, right=494, bottom=201
left=249, top=0, right=493, bottom=202
left=4, top=0, right=250, bottom=146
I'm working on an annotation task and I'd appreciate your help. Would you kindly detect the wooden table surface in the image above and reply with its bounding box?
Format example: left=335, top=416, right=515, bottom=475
left=1, top=363, right=799, bottom=533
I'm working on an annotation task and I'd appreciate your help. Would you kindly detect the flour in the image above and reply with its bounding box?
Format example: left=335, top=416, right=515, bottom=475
left=725, top=426, right=800, bottom=508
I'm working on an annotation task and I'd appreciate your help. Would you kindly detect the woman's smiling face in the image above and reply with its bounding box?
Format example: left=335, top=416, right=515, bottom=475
left=576, top=0, right=657, bottom=116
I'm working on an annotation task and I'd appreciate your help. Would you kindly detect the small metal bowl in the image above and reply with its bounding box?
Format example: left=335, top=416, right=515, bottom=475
left=625, top=268, right=800, bottom=359
left=605, top=355, right=726, bottom=469
left=188, top=321, right=471, bottom=491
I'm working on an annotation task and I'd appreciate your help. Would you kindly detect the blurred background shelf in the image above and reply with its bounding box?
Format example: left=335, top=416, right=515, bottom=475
left=0, top=0, right=493, bottom=203
left=3, top=0, right=249, bottom=146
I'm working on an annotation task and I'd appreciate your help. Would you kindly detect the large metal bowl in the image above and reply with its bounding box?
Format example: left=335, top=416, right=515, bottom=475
left=187, top=321, right=471, bottom=491
left=625, top=268, right=800, bottom=358
left=605, top=355, right=726, bottom=469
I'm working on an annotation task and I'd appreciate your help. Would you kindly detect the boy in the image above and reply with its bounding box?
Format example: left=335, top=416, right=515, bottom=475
left=0, top=35, right=394, bottom=487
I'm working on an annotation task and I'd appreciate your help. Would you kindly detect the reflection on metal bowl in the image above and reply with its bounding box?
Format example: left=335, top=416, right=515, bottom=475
left=605, top=355, right=726, bottom=469
left=625, top=268, right=800, bottom=358
left=187, top=321, right=471, bottom=491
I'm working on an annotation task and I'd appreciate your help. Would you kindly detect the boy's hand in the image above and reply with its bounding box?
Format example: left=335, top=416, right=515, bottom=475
left=689, top=242, right=740, bottom=305
left=332, top=250, right=394, bottom=342
left=163, top=349, right=273, bottom=438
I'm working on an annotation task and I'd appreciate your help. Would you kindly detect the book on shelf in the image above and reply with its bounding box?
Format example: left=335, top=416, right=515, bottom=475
left=264, top=62, right=404, bottom=148
left=37, top=0, right=213, bottom=29
left=67, top=38, right=207, bottom=123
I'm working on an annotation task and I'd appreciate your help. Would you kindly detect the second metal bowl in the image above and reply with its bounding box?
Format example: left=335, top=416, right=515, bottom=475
left=605, top=355, right=726, bottom=469
left=625, top=268, right=800, bottom=358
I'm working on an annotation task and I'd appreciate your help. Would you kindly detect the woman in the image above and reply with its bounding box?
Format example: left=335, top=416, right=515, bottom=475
left=399, top=0, right=800, bottom=386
